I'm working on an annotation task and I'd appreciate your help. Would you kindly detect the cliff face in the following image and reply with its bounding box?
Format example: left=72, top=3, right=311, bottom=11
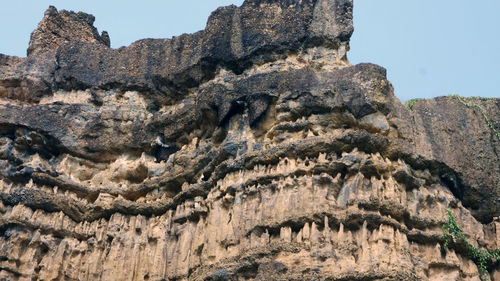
left=0, top=1, right=499, bottom=280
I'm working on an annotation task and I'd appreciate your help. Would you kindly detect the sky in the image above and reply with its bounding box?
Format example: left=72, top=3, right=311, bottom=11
left=0, top=0, right=499, bottom=102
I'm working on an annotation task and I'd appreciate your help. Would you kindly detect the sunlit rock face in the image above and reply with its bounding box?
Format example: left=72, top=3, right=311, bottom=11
left=0, top=1, right=499, bottom=280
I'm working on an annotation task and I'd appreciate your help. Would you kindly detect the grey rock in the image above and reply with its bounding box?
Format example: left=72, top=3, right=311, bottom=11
left=27, top=6, right=110, bottom=56
left=0, top=1, right=499, bottom=280
left=0, top=0, right=353, bottom=103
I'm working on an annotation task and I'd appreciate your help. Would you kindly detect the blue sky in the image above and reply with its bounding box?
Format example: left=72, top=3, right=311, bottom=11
left=1, top=0, right=499, bottom=101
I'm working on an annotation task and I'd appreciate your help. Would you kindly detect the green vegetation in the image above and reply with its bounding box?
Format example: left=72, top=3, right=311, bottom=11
left=442, top=210, right=500, bottom=280
left=405, top=98, right=422, bottom=110
left=449, top=94, right=500, bottom=142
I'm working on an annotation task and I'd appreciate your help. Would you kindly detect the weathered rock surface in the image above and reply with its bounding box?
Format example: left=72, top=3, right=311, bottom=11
left=409, top=97, right=500, bottom=224
left=0, top=0, right=499, bottom=280
left=27, top=6, right=110, bottom=56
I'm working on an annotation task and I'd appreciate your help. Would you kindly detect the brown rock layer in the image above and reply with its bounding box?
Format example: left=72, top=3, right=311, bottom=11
left=0, top=0, right=499, bottom=280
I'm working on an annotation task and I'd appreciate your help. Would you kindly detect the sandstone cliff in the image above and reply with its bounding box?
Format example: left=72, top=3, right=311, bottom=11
left=0, top=1, right=499, bottom=280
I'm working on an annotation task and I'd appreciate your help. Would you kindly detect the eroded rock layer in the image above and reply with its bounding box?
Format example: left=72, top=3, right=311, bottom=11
left=0, top=1, right=499, bottom=280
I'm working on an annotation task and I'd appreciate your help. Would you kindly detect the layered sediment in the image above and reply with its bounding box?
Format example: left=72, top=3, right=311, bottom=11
left=0, top=1, right=499, bottom=280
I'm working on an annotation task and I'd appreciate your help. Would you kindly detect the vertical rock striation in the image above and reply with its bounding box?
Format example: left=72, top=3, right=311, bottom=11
left=0, top=0, right=499, bottom=280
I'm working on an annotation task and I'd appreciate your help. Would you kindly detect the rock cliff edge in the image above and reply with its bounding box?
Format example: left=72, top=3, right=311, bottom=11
left=0, top=1, right=499, bottom=280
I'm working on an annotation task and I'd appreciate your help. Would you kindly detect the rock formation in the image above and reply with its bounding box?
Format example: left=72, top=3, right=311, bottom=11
left=27, top=6, right=110, bottom=56
left=0, top=1, right=499, bottom=280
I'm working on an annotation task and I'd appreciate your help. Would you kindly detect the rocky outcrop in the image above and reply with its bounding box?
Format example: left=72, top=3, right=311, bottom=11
left=0, top=0, right=352, bottom=103
left=0, top=0, right=499, bottom=280
left=27, top=6, right=110, bottom=56
left=409, top=97, right=500, bottom=224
